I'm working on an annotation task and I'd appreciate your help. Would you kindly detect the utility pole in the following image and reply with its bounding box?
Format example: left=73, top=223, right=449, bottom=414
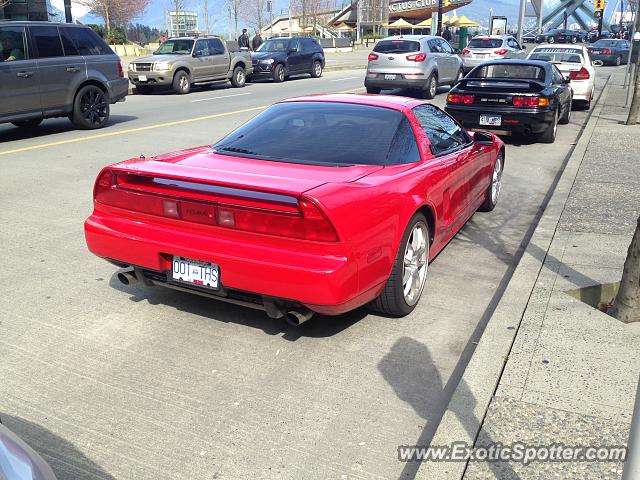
left=517, top=0, right=526, bottom=44
left=204, top=0, right=210, bottom=34
left=437, top=0, right=443, bottom=36
left=64, top=0, right=73, bottom=23
left=356, top=0, right=361, bottom=43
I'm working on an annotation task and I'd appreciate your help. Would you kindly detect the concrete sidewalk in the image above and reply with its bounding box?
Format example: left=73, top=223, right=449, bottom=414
left=420, top=68, right=640, bottom=479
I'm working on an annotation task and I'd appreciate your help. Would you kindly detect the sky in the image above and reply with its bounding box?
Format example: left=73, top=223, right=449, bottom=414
left=70, top=0, right=627, bottom=34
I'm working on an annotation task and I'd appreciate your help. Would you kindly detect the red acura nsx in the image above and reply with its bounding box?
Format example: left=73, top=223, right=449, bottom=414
left=85, top=94, right=504, bottom=325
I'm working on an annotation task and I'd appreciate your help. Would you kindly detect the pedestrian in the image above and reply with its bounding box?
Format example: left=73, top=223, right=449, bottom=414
left=442, top=26, right=453, bottom=43
left=252, top=31, right=263, bottom=51
left=238, top=28, right=251, bottom=50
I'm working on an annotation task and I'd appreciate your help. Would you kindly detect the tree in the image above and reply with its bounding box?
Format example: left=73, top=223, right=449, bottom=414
left=611, top=216, right=640, bottom=323
left=242, top=0, right=267, bottom=33
left=626, top=3, right=640, bottom=124
left=227, top=0, right=244, bottom=40
left=76, top=0, right=150, bottom=36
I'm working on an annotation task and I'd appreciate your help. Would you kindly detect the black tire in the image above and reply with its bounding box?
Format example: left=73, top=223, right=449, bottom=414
left=366, top=87, right=381, bottom=94
left=559, top=96, right=572, bottom=124
left=135, top=85, right=154, bottom=95
left=614, top=55, right=622, bottom=66
left=273, top=64, right=285, bottom=83
left=539, top=108, right=558, bottom=143
left=369, top=213, right=430, bottom=317
left=571, top=36, right=577, bottom=44
left=423, top=73, right=438, bottom=99
left=70, top=85, right=110, bottom=130
left=12, top=118, right=43, bottom=128
left=246, top=74, right=254, bottom=83
left=311, top=60, right=323, bottom=78
left=172, top=70, right=191, bottom=94
left=230, top=66, right=246, bottom=88
left=548, top=37, right=556, bottom=44
left=478, top=150, right=504, bottom=212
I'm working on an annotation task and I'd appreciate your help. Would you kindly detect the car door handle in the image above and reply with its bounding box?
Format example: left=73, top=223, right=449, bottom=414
left=16, top=71, right=34, bottom=78
left=66, top=66, right=81, bottom=73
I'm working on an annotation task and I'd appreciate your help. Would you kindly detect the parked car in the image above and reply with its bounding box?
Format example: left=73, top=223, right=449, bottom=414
left=365, top=35, right=464, bottom=99
left=535, top=29, right=582, bottom=44
left=0, top=419, right=58, bottom=480
left=588, top=29, right=612, bottom=42
left=528, top=44, right=596, bottom=108
left=128, top=36, right=253, bottom=94
left=460, top=35, right=527, bottom=72
left=250, top=36, right=324, bottom=83
left=0, top=21, right=127, bottom=130
left=445, top=59, right=573, bottom=143
left=588, top=39, right=631, bottom=65
left=85, top=95, right=504, bottom=323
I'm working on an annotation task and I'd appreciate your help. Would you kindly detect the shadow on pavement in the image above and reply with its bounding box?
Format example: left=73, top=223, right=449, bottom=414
left=108, top=274, right=367, bottom=340
left=0, top=413, right=115, bottom=480
left=379, top=337, right=520, bottom=479
left=0, top=115, right=139, bottom=143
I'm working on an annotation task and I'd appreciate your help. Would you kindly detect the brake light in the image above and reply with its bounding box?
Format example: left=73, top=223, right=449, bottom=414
left=494, top=49, right=508, bottom=55
left=368, top=53, right=379, bottom=61
left=462, top=48, right=470, bottom=55
left=512, top=96, right=550, bottom=107
left=569, top=67, right=590, bottom=80
left=406, top=53, right=427, bottom=62
left=447, top=93, right=474, bottom=104
left=93, top=171, right=339, bottom=242
left=117, top=61, right=124, bottom=78
left=601, top=49, right=613, bottom=54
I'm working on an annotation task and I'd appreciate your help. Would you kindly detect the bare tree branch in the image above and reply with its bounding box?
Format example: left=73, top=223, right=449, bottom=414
left=76, top=0, right=150, bottom=35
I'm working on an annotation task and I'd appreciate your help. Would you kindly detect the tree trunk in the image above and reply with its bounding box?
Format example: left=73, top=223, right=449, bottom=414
left=611, top=215, right=640, bottom=323
left=626, top=6, right=640, bottom=125
left=104, top=4, right=111, bottom=35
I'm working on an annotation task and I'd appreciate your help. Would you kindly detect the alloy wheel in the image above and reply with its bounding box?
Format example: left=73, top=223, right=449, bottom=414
left=236, top=70, right=245, bottom=85
left=80, top=88, right=108, bottom=127
left=179, top=75, right=189, bottom=91
left=491, top=154, right=503, bottom=205
left=429, top=77, right=437, bottom=97
left=314, top=62, right=322, bottom=76
left=402, top=222, right=429, bottom=306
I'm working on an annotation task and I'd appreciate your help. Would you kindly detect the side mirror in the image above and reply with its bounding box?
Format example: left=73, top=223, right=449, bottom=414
left=473, top=131, right=494, bottom=145
left=288, top=47, right=298, bottom=53
left=193, top=50, right=204, bottom=57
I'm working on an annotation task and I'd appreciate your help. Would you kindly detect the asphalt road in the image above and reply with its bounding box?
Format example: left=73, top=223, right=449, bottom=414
left=0, top=67, right=615, bottom=480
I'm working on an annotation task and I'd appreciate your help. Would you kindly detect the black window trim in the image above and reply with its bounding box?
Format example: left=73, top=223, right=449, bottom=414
left=27, top=24, right=65, bottom=59
left=412, top=104, right=473, bottom=157
left=0, top=24, right=30, bottom=61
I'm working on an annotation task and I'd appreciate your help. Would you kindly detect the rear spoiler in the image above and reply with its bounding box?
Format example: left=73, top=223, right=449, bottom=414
left=459, top=78, right=546, bottom=91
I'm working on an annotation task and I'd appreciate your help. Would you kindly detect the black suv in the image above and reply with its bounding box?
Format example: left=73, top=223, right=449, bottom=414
left=0, top=21, right=128, bottom=130
left=250, top=36, right=325, bottom=83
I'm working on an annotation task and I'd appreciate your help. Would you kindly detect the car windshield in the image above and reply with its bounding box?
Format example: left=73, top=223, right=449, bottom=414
left=213, top=102, right=409, bottom=166
left=592, top=40, right=621, bottom=48
left=468, top=38, right=503, bottom=49
left=256, top=39, right=290, bottom=52
left=470, top=63, right=546, bottom=81
left=155, top=39, right=194, bottom=54
left=373, top=40, right=421, bottom=54
left=530, top=48, right=584, bottom=63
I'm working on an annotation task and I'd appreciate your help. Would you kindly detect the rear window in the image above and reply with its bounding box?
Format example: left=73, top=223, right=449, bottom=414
left=373, top=40, right=421, bottom=54
left=592, top=40, right=621, bottom=48
left=468, top=38, right=503, bottom=49
left=63, top=27, right=112, bottom=55
left=530, top=48, right=584, bottom=63
left=213, top=102, right=419, bottom=166
left=470, top=63, right=546, bottom=81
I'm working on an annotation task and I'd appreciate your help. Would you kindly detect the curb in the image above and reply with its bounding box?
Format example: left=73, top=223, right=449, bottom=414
left=126, top=65, right=367, bottom=95
left=415, top=74, right=613, bottom=480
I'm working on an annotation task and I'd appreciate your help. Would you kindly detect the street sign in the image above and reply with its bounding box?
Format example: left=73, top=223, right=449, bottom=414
left=594, top=0, right=605, bottom=11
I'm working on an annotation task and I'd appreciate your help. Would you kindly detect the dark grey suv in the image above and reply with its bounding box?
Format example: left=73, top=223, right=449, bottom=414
left=0, top=21, right=128, bottom=130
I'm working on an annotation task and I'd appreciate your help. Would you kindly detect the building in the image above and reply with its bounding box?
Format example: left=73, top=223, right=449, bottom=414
left=166, top=10, right=199, bottom=37
left=0, top=0, right=49, bottom=21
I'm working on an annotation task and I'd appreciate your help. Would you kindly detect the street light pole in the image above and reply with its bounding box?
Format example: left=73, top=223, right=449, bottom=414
left=64, top=0, right=73, bottom=23
left=437, top=0, right=443, bottom=36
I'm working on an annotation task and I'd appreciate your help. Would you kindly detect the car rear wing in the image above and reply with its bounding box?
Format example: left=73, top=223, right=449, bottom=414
left=459, top=78, right=546, bottom=92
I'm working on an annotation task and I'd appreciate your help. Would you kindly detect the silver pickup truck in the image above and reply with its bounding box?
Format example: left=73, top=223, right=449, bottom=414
left=128, top=36, right=253, bottom=94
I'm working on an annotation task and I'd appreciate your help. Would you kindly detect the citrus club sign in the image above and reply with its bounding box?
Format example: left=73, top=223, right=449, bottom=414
left=389, top=0, right=438, bottom=13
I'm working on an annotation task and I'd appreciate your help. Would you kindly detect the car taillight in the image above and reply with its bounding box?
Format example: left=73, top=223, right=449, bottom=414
left=601, top=49, right=613, bottom=54
left=512, top=96, right=550, bottom=107
left=93, top=171, right=339, bottom=242
left=447, top=93, right=474, bottom=104
left=494, top=49, right=508, bottom=55
left=569, top=67, right=590, bottom=80
left=368, top=52, right=379, bottom=61
left=406, top=53, right=427, bottom=62
left=462, top=48, right=470, bottom=55
left=117, top=62, right=124, bottom=78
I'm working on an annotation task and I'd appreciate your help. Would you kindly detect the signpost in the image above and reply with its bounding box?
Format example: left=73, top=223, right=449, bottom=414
left=595, top=0, right=606, bottom=38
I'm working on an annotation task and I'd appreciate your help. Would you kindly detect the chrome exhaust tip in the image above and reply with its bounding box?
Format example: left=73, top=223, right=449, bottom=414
left=117, top=269, right=138, bottom=286
left=284, top=309, right=314, bottom=326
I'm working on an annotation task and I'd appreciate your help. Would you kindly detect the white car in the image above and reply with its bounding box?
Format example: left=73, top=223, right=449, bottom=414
left=527, top=44, right=596, bottom=108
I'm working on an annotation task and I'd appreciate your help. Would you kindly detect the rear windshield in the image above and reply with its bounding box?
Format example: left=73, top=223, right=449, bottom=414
left=468, top=38, right=503, bottom=49
left=156, top=39, right=194, bottom=54
left=213, top=102, right=417, bottom=166
left=530, top=48, right=584, bottom=63
left=470, top=63, right=546, bottom=81
left=373, top=40, right=421, bottom=54
left=592, top=40, right=623, bottom=48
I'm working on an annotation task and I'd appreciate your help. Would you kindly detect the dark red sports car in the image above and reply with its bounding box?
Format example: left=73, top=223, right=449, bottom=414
left=85, top=94, right=504, bottom=325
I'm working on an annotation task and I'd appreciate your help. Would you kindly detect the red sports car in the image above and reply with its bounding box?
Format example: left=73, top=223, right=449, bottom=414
left=85, top=94, right=504, bottom=325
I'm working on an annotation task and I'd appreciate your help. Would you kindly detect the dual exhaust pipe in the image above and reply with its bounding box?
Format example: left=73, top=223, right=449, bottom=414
left=116, top=268, right=314, bottom=326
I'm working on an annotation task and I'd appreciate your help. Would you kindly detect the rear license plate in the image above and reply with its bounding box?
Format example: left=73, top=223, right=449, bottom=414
left=172, top=256, right=219, bottom=289
left=384, top=74, right=397, bottom=80
left=480, top=115, right=502, bottom=126
left=138, top=75, right=148, bottom=81
left=592, top=50, right=601, bottom=54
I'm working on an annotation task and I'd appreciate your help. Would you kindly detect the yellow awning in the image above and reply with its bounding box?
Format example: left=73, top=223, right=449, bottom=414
left=443, top=16, right=458, bottom=26
left=415, top=19, right=432, bottom=27
left=335, top=22, right=354, bottom=31
left=388, top=18, right=415, bottom=28
left=455, top=15, right=480, bottom=27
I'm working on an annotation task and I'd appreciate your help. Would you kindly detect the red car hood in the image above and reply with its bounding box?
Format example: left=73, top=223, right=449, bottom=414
left=113, top=146, right=383, bottom=196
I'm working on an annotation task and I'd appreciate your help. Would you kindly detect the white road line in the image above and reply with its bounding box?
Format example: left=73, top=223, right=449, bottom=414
left=330, top=76, right=361, bottom=82
left=191, top=92, right=252, bottom=103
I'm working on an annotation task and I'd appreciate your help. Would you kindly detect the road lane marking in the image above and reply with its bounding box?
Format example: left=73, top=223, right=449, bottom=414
left=0, top=105, right=269, bottom=156
left=190, top=92, right=252, bottom=103
left=330, top=77, right=361, bottom=82
left=0, top=87, right=366, bottom=156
